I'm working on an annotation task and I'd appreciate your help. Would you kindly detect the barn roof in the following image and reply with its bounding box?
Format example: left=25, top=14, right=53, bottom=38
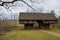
left=19, top=12, right=58, bottom=20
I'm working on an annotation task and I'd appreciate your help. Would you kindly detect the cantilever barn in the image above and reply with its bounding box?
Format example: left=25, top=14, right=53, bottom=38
left=19, top=12, right=58, bottom=29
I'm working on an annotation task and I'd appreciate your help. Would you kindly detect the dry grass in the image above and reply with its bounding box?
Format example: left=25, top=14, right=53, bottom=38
left=46, top=29, right=60, bottom=34
left=0, top=21, right=60, bottom=40
left=0, top=28, right=60, bottom=40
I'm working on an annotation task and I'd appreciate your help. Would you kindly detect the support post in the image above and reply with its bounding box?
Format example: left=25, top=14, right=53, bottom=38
left=46, top=24, right=50, bottom=29
left=49, top=24, right=52, bottom=29
left=39, top=24, right=41, bottom=29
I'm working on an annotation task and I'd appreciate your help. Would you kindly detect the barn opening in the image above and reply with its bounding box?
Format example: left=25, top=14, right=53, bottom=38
left=37, top=20, right=43, bottom=29
left=37, top=20, right=50, bottom=29
left=24, top=23, right=34, bottom=29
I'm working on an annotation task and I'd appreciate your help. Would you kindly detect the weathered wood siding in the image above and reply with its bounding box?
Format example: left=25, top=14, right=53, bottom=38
left=19, top=20, right=35, bottom=24
left=43, top=20, right=58, bottom=24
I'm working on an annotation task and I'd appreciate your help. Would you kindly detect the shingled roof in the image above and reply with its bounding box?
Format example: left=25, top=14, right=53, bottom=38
left=19, top=12, right=57, bottom=20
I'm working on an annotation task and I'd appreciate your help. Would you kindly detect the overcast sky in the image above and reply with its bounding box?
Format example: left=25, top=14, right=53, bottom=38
left=0, top=0, right=60, bottom=20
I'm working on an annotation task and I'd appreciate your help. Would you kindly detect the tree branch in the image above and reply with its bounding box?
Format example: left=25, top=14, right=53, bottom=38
left=0, top=0, right=36, bottom=11
left=22, top=0, right=35, bottom=11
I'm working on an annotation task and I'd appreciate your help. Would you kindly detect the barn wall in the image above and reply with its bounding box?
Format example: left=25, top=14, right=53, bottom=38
left=43, top=20, right=58, bottom=24
left=19, top=20, right=35, bottom=24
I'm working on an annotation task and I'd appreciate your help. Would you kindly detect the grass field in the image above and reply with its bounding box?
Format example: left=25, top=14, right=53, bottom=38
left=0, top=28, right=60, bottom=40
left=46, top=29, right=60, bottom=34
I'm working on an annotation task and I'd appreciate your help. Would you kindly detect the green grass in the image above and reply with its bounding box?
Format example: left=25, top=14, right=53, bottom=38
left=46, top=29, right=60, bottom=34
left=0, top=28, right=60, bottom=40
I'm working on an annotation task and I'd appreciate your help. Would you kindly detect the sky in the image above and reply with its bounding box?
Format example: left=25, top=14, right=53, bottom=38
left=0, top=0, right=60, bottom=20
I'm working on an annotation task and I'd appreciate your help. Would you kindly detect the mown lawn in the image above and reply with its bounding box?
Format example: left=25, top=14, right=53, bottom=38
left=0, top=28, right=60, bottom=40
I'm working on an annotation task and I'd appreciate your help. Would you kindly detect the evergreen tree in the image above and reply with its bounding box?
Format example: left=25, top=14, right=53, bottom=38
left=50, top=10, right=55, bottom=16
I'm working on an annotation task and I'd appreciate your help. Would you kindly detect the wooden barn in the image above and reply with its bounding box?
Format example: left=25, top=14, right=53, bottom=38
left=19, top=12, right=58, bottom=29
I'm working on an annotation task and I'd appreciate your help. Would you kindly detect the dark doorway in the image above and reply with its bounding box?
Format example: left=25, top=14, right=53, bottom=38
left=37, top=20, right=50, bottom=29
left=24, top=24, right=34, bottom=29
left=44, top=23, right=50, bottom=29
left=37, top=20, right=44, bottom=29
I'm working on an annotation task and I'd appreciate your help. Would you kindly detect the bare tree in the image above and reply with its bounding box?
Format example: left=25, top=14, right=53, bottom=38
left=0, top=0, right=45, bottom=20
left=29, top=0, right=45, bottom=13
left=0, top=0, right=35, bottom=11
left=30, top=0, right=44, bottom=4
left=0, top=0, right=45, bottom=12
left=28, top=4, right=44, bottom=13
